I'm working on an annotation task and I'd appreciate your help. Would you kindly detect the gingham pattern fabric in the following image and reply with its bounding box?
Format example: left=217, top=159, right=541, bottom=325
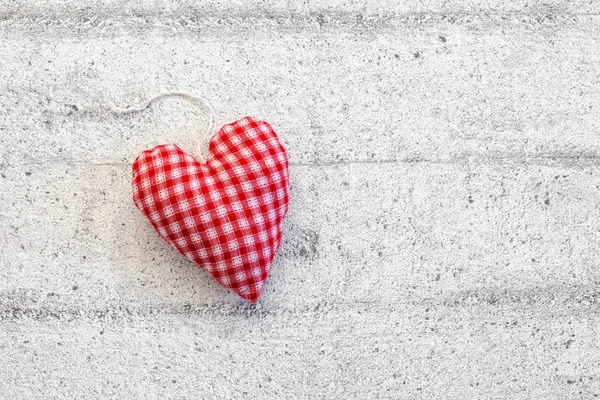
left=132, top=117, right=289, bottom=302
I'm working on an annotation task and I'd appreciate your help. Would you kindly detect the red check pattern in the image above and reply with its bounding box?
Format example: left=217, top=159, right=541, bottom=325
left=132, top=117, right=289, bottom=302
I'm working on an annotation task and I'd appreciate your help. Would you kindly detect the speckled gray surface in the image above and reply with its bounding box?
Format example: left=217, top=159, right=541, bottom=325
left=1, top=2, right=600, bottom=398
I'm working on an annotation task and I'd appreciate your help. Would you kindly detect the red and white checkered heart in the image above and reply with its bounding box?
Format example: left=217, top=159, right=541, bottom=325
left=132, top=117, right=289, bottom=302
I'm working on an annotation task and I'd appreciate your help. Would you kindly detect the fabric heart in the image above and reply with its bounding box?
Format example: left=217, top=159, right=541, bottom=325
left=132, top=116, right=289, bottom=302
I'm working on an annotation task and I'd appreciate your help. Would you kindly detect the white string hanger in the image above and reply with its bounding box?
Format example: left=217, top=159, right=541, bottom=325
left=111, top=91, right=215, bottom=163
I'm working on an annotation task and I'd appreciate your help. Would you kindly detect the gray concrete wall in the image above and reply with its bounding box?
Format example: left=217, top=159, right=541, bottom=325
left=1, top=2, right=600, bottom=398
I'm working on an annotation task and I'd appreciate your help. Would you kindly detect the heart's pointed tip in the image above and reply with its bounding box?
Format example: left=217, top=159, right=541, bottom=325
left=242, top=293, right=260, bottom=303
left=237, top=287, right=264, bottom=303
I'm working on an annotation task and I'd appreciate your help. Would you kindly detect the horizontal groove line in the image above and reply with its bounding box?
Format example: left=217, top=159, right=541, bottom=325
left=1, top=157, right=600, bottom=169
left=1, top=10, right=599, bottom=18
left=2, top=284, right=599, bottom=321
left=0, top=12, right=593, bottom=29
left=1, top=296, right=598, bottom=322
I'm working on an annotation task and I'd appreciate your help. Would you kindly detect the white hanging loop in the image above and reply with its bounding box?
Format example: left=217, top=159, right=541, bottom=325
left=111, top=91, right=215, bottom=163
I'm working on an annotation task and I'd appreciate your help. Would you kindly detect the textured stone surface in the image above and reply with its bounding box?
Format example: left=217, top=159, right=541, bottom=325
left=1, top=2, right=600, bottom=398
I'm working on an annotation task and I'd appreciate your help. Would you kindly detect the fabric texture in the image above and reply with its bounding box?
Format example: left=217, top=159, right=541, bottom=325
left=132, top=117, right=289, bottom=302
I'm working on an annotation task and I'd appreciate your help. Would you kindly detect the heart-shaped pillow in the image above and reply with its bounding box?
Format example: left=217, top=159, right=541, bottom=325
left=132, top=116, right=289, bottom=302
